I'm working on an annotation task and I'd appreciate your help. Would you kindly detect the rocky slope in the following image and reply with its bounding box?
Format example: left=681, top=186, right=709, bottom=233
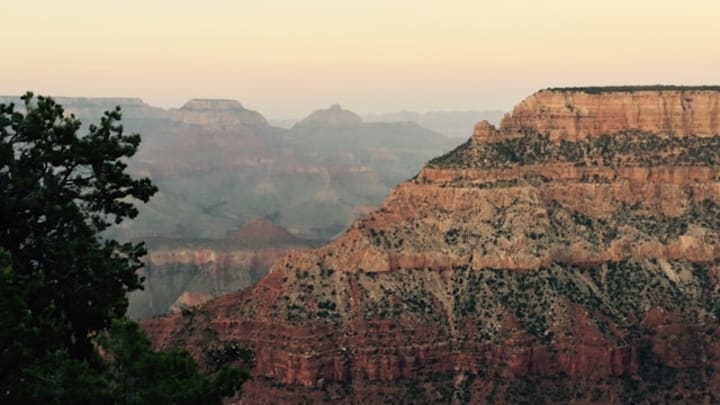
left=128, top=219, right=324, bottom=319
left=145, top=86, right=720, bottom=403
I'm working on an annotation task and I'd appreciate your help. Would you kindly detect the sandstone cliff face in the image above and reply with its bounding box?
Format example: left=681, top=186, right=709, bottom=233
left=144, top=87, right=720, bottom=404
left=501, top=87, right=720, bottom=141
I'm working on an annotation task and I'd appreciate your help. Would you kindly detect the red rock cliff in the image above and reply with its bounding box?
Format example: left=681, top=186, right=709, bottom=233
left=500, top=87, right=720, bottom=140
left=144, top=87, right=720, bottom=404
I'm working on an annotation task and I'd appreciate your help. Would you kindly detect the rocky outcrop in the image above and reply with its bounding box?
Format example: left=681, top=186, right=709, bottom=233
left=168, top=291, right=213, bottom=313
left=146, top=86, right=720, bottom=403
left=501, top=86, right=720, bottom=141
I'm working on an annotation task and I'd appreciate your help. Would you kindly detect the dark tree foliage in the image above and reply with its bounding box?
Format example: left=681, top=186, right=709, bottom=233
left=0, top=94, right=249, bottom=403
left=99, top=319, right=248, bottom=405
left=0, top=93, right=156, bottom=358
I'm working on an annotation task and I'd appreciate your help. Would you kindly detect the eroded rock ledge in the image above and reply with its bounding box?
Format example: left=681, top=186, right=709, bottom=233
left=500, top=87, right=720, bottom=140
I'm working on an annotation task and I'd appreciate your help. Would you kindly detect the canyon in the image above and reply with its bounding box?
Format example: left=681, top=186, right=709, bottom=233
left=0, top=96, right=462, bottom=319
left=127, top=219, right=324, bottom=319
left=0, top=96, right=456, bottom=241
left=121, top=101, right=454, bottom=241
left=142, top=86, right=720, bottom=403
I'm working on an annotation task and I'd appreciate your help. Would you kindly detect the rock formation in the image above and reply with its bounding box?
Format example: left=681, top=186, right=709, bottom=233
left=501, top=86, right=720, bottom=140
left=143, top=87, right=720, bottom=403
left=225, top=218, right=305, bottom=245
left=1, top=95, right=456, bottom=241
left=168, top=292, right=213, bottom=314
left=293, top=104, right=363, bottom=128
left=127, top=219, right=324, bottom=319
left=142, top=86, right=720, bottom=402
left=172, top=99, right=269, bottom=128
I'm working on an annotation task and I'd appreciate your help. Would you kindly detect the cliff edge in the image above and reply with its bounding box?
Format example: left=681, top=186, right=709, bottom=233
left=500, top=86, right=720, bottom=140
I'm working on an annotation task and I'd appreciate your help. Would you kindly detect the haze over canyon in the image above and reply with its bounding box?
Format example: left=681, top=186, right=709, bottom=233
left=4, top=1, right=719, bottom=403
left=0, top=94, right=504, bottom=318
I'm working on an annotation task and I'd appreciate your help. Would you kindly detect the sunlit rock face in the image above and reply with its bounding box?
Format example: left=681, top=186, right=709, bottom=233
left=144, top=87, right=720, bottom=404
left=501, top=87, right=720, bottom=140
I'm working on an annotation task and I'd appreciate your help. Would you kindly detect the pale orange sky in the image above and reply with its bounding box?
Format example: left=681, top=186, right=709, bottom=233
left=2, top=0, right=718, bottom=117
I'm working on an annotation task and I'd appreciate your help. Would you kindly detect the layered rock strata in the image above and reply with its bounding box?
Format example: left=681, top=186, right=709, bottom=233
left=128, top=219, right=323, bottom=319
left=144, top=87, right=720, bottom=403
left=501, top=86, right=720, bottom=140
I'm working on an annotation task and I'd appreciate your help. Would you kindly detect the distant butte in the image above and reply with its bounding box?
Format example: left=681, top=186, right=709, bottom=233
left=293, top=104, right=363, bottom=128
left=226, top=218, right=304, bottom=245
left=173, top=98, right=269, bottom=128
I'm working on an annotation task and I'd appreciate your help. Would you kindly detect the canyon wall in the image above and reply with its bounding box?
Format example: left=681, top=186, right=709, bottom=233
left=129, top=219, right=323, bottom=319
left=144, top=87, right=720, bottom=404
left=500, top=87, right=720, bottom=140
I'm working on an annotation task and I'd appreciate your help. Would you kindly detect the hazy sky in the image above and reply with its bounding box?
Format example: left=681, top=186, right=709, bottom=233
left=2, top=0, right=718, bottom=117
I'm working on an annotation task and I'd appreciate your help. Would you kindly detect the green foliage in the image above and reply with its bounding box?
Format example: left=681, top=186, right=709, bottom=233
left=100, top=319, right=248, bottom=405
left=13, top=349, right=113, bottom=403
left=0, top=94, right=248, bottom=403
left=0, top=93, right=157, bottom=358
left=0, top=250, right=111, bottom=403
left=3, top=316, right=250, bottom=404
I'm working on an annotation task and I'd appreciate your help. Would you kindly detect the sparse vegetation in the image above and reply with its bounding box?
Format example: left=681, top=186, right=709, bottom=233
left=429, top=130, right=720, bottom=170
